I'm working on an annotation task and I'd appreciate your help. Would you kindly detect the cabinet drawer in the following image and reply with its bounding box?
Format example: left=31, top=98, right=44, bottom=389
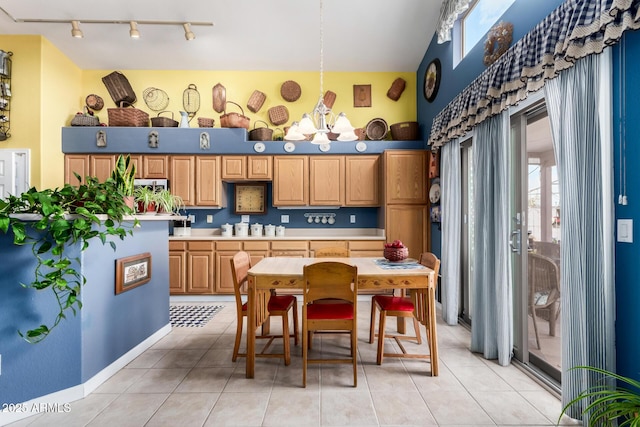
left=349, top=240, right=384, bottom=251
left=271, top=240, right=309, bottom=251
left=216, top=241, right=243, bottom=251
left=244, top=241, right=270, bottom=251
left=309, top=241, right=348, bottom=250
left=169, top=241, right=187, bottom=251
left=188, top=241, right=214, bottom=251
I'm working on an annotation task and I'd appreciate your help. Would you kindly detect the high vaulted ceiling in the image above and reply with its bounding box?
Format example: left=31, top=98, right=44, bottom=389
left=0, top=0, right=443, bottom=72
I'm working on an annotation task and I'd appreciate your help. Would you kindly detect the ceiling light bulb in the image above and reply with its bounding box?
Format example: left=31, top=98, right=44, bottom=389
left=183, top=23, right=195, bottom=41
left=129, top=21, right=140, bottom=39
left=71, top=20, right=83, bottom=38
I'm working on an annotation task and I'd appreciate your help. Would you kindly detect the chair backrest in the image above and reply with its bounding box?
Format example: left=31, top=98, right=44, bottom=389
left=303, top=261, right=358, bottom=305
left=314, top=246, right=350, bottom=258
left=528, top=252, right=560, bottom=307
left=532, top=241, right=560, bottom=259
left=419, top=252, right=441, bottom=282
left=230, top=251, right=251, bottom=312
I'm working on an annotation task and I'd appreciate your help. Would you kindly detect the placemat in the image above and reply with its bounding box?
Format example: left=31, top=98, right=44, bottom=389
left=374, top=258, right=426, bottom=270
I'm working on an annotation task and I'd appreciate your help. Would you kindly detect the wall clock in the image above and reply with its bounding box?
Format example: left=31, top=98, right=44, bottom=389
left=234, top=182, right=267, bottom=215
left=424, top=58, right=441, bottom=103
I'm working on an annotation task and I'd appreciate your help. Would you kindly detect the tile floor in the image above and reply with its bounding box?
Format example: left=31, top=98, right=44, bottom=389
left=9, top=301, right=577, bottom=427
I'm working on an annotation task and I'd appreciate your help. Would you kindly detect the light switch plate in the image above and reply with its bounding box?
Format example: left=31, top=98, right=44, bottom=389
left=241, top=215, right=250, bottom=223
left=617, top=219, right=633, bottom=243
left=281, top=215, right=289, bottom=224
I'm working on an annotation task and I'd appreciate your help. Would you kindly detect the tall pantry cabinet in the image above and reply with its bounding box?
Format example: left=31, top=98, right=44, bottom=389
left=382, top=150, right=429, bottom=260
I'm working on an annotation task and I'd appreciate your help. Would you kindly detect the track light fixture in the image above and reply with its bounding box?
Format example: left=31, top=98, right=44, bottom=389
left=183, top=23, right=195, bottom=41
left=129, top=21, right=140, bottom=39
left=70, top=20, right=83, bottom=38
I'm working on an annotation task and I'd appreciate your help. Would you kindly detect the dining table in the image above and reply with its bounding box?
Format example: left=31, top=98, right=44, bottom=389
left=245, top=256, right=438, bottom=378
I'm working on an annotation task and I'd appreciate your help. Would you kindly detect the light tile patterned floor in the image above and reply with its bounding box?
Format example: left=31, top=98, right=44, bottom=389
left=8, top=301, right=576, bottom=427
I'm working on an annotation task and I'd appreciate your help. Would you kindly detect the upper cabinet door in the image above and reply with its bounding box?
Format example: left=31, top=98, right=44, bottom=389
left=196, top=156, right=222, bottom=206
left=384, top=150, right=428, bottom=204
left=273, top=156, right=308, bottom=206
left=221, top=156, right=246, bottom=180
left=247, top=156, right=272, bottom=180
left=309, top=156, right=345, bottom=206
left=170, top=156, right=195, bottom=206
left=345, top=155, right=380, bottom=206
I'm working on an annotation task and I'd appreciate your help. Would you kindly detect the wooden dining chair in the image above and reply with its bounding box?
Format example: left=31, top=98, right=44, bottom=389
left=302, top=261, right=358, bottom=388
left=314, top=246, right=350, bottom=258
left=231, top=251, right=299, bottom=366
left=528, top=252, right=561, bottom=349
left=369, top=252, right=440, bottom=365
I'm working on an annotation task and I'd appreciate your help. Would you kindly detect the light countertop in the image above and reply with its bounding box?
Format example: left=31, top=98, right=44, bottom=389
left=169, top=228, right=386, bottom=241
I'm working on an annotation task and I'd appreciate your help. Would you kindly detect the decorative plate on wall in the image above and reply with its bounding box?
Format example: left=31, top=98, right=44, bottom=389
left=424, top=58, right=441, bottom=103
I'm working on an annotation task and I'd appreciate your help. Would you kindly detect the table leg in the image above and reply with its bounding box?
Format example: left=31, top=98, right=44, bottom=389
left=428, top=286, right=439, bottom=376
left=246, top=275, right=256, bottom=379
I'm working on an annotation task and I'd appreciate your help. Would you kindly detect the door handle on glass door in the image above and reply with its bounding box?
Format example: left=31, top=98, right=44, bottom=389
left=510, top=229, right=521, bottom=254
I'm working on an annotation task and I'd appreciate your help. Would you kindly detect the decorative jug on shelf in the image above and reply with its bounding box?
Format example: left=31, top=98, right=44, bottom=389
left=179, top=111, right=190, bottom=128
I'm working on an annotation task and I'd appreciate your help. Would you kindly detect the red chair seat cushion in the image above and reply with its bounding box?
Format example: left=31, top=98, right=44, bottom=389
left=373, top=295, right=414, bottom=312
left=307, top=302, right=353, bottom=320
left=268, top=295, right=296, bottom=312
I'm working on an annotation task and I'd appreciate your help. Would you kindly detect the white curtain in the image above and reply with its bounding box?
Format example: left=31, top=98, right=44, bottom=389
left=436, top=0, right=472, bottom=43
left=544, top=52, right=615, bottom=423
left=440, top=140, right=461, bottom=325
left=470, top=110, right=513, bottom=366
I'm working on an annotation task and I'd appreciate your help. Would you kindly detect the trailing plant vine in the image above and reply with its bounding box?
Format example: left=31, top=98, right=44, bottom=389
left=0, top=174, right=138, bottom=343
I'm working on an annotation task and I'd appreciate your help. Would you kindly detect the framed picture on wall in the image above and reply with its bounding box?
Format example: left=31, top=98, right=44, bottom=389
left=430, top=205, right=441, bottom=223
left=115, top=252, right=152, bottom=294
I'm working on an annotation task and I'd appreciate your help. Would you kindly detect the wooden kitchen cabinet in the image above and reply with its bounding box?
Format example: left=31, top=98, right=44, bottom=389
left=187, top=241, right=215, bottom=294
left=215, top=240, right=268, bottom=293
left=384, top=150, right=428, bottom=204
left=222, top=156, right=272, bottom=181
left=129, top=155, right=169, bottom=179
left=309, top=156, right=345, bottom=206
left=196, top=156, right=222, bottom=206
left=169, top=241, right=187, bottom=294
left=170, top=156, right=196, bottom=206
left=384, top=205, right=429, bottom=261
left=309, top=240, right=348, bottom=257
left=64, top=154, right=89, bottom=184
left=348, top=240, right=384, bottom=257
left=345, top=155, right=380, bottom=206
left=273, top=156, right=309, bottom=206
left=270, top=240, right=309, bottom=257
left=90, top=155, right=116, bottom=182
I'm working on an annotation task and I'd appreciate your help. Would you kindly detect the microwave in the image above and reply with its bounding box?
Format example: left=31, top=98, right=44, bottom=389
left=133, top=179, right=169, bottom=191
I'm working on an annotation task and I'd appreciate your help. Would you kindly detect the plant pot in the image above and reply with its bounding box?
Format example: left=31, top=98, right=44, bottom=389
left=124, top=196, right=135, bottom=211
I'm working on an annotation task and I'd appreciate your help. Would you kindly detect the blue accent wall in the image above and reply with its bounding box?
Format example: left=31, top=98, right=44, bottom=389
left=613, top=30, right=640, bottom=384
left=0, top=220, right=170, bottom=405
left=416, top=0, right=565, bottom=260
left=415, top=0, right=640, bottom=383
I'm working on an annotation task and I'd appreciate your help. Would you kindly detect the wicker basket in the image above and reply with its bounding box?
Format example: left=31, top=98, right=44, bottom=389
left=102, top=71, right=136, bottom=105
left=107, top=103, right=149, bottom=127
left=268, top=105, right=289, bottom=126
left=219, top=101, right=250, bottom=129
left=85, top=94, right=104, bottom=111
left=280, top=80, right=301, bottom=102
left=246, top=90, right=266, bottom=113
left=386, top=77, right=407, bottom=101
left=365, top=118, right=388, bottom=140
left=249, top=120, right=274, bottom=141
left=71, top=108, right=100, bottom=126
left=150, top=111, right=178, bottom=127
left=383, top=247, right=409, bottom=262
left=197, top=117, right=215, bottom=127
left=390, top=121, right=419, bottom=140
left=212, top=83, right=226, bottom=113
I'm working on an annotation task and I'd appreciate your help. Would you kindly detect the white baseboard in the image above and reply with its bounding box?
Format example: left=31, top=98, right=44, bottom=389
left=0, top=323, right=171, bottom=426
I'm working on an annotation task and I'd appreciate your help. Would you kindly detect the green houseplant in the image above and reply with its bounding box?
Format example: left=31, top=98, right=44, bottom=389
left=155, top=188, right=184, bottom=215
left=134, top=185, right=158, bottom=214
left=110, top=154, right=136, bottom=211
left=559, top=366, right=640, bottom=426
left=0, top=174, right=137, bottom=343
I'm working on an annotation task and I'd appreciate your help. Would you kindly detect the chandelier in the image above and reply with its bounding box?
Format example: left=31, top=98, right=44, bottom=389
left=285, top=0, right=357, bottom=144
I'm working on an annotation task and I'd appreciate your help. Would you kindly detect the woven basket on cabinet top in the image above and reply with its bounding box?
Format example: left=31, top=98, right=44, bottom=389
left=365, top=118, right=388, bottom=140
left=390, top=121, right=418, bottom=140
left=107, top=102, right=149, bottom=127
left=219, top=101, right=250, bottom=129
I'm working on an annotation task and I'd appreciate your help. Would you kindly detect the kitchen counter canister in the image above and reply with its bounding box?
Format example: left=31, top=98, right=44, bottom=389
left=169, top=228, right=385, bottom=241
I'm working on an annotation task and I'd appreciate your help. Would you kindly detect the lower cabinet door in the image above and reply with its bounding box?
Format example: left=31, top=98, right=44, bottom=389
left=169, top=250, right=186, bottom=294
left=215, top=252, right=236, bottom=293
left=187, top=251, right=215, bottom=294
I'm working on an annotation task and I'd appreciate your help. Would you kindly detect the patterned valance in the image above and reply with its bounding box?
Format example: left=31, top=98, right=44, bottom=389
left=428, top=0, right=640, bottom=148
left=436, top=0, right=473, bottom=43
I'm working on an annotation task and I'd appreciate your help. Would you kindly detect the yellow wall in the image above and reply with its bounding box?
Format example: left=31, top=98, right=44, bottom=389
left=82, top=70, right=417, bottom=134
left=0, top=35, right=417, bottom=190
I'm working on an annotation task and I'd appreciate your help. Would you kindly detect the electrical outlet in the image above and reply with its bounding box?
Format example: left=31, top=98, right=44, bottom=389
left=350, top=215, right=356, bottom=224
left=241, top=215, right=250, bottom=223
left=188, top=214, right=196, bottom=223
left=281, top=214, right=289, bottom=223
left=206, top=215, right=213, bottom=223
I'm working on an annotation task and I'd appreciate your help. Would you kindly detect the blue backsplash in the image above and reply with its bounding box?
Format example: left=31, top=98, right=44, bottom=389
left=184, top=182, right=380, bottom=229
